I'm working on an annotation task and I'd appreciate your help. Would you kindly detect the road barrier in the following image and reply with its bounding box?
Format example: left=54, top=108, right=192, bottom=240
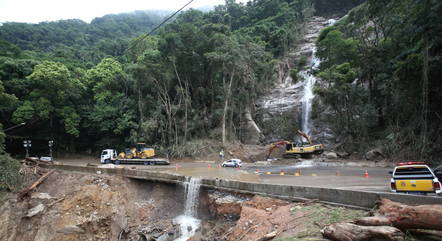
left=42, top=163, right=442, bottom=209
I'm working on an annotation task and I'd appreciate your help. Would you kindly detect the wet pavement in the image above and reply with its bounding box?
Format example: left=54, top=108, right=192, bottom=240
left=55, top=158, right=393, bottom=192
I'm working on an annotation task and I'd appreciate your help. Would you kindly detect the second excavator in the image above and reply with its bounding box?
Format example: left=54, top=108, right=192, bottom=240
left=267, top=130, right=324, bottom=159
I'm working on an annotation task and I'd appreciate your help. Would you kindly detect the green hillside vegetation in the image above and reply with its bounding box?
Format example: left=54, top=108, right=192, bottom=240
left=315, top=0, right=442, bottom=161
left=0, top=0, right=314, bottom=156
left=0, top=11, right=169, bottom=67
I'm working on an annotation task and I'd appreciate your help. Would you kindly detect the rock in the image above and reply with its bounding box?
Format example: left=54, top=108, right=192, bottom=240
left=208, top=191, right=248, bottom=218
left=31, top=193, right=54, bottom=200
left=57, top=225, right=85, bottom=234
left=365, top=148, right=384, bottom=160
left=26, top=204, right=45, bottom=217
left=336, top=151, right=350, bottom=158
left=324, top=152, right=338, bottom=159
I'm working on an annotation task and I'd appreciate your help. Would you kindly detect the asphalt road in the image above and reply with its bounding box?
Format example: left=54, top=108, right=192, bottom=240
left=55, top=158, right=393, bottom=193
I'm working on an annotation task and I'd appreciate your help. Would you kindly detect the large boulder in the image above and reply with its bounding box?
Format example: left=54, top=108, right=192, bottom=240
left=365, top=148, right=385, bottom=160
left=207, top=191, right=248, bottom=219
left=324, top=151, right=338, bottom=159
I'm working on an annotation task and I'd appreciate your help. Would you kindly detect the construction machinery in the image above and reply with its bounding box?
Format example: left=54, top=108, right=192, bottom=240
left=101, top=144, right=169, bottom=165
left=118, top=143, right=155, bottom=159
left=267, top=130, right=324, bottom=159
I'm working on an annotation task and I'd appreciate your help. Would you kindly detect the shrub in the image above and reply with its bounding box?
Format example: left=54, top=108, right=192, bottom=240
left=0, top=154, right=22, bottom=191
left=290, top=68, right=299, bottom=82
left=297, top=56, right=308, bottom=69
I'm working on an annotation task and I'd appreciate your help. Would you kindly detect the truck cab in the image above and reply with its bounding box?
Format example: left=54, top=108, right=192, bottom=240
left=390, top=162, right=441, bottom=195
left=100, top=149, right=117, bottom=164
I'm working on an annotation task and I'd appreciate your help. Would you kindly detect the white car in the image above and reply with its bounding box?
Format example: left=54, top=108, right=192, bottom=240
left=222, top=159, right=242, bottom=168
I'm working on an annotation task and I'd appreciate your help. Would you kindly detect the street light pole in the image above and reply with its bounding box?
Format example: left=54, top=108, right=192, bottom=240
left=4, top=122, right=26, bottom=132
left=48, top=140, right=54, bottom=160
left=23, top=140, right=31, bottom=158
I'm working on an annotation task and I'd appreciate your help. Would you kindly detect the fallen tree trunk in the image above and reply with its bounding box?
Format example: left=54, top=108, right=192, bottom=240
left=18, top=169, right=55, bottom=199
left=356, top=199, right=442, bottom=231
left=321, top=223, right=405, bottom=241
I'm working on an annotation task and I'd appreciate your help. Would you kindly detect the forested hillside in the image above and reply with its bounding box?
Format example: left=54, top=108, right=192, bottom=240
left=0, top=0, right=314, bottom=157
left=0, top=11, right=169, bottom=67
left=315, top=0, right=442, bottom=161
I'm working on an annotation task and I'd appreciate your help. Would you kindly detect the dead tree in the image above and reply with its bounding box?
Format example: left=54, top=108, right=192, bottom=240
left=322, top=223, right=405, bottom=241
left=356, top=199, right=442, bottom=231
left=18, top=170, right=55, bottom=199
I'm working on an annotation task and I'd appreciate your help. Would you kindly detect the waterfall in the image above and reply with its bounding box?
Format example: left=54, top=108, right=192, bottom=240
left=300, top=48, right=320, bottom=136
left=183, top=177, right=201, bottom=216
left=174, top=177, right=201, bottom=241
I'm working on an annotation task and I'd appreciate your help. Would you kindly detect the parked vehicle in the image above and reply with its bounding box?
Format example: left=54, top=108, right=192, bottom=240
left=222, top=159, right=242, bottom=168
left=390, top=162, right=441, bottom=195
left=100, top=149, right=169, bottom=165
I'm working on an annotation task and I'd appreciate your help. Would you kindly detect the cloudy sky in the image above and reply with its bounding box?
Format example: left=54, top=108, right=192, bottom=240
left=0, top=0, right=247, bottom=23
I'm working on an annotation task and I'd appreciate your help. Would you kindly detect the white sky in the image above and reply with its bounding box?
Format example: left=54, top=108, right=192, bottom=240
left=0, top=0, right=248, bottom=23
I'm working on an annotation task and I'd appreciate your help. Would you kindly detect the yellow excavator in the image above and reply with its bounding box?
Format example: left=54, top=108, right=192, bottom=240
left=118, top=143, right=155, bottom=159
left=267, top=130, right=324, bottom=159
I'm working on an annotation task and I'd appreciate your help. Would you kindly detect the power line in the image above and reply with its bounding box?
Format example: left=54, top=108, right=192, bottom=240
left=126, top=0, right=194, bottom=53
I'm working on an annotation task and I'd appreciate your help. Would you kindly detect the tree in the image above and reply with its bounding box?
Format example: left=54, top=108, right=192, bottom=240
left=86, top=58, right=137, bottom=148
left=11, top=61, right=84, bottom=138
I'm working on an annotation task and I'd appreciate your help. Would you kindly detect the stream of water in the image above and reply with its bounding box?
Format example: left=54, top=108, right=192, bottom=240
left=300, top=47, right=320, bottom=136
left=174, top=177, right=201, bottom=241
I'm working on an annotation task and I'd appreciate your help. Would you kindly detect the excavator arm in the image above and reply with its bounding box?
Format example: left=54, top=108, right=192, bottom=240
left=297, top=130, right=312, bottom=145
left=266, top=141, right=291, bottom=160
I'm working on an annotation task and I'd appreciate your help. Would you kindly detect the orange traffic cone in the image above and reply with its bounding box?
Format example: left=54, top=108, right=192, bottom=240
left=364, top=170, right=369, bottom=178
left=255, top=169, right=260, bottom=173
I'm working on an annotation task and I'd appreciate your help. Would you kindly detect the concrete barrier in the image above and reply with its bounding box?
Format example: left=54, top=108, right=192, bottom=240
left=43, top=163, right=442, bottom=209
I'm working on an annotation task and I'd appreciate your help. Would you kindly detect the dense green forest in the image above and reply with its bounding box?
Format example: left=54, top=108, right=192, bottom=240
left=0, top=11, right=169, bottom=67
left=0, top=0, right=314, bottom=157
left=1, top=0, right=440, bottom=164
left=315, top=0, right=442, bottom=161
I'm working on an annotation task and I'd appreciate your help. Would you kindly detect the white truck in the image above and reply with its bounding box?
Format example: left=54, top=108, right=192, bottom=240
left=100, top=149, right=170, bottom=165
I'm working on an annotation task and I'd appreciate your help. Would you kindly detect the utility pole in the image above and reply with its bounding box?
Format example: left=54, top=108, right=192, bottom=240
left=23, top=140, right=31, bottom=158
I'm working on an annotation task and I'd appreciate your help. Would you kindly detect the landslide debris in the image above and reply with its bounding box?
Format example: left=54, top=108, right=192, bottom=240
left=0, top=170, right=183, bottom=241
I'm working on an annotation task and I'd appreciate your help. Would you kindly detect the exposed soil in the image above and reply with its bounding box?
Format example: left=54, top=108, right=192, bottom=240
left=0, top=169, right=184, bottom=241
left=206, top=192, right=367, bottom=241
left=1, top=166, right=403, bottom=241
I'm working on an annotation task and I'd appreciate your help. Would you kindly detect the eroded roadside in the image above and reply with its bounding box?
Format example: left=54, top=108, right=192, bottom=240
left=0, top=168, right=368, bottom=241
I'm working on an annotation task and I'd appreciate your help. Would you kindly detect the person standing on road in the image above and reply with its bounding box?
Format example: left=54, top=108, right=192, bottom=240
left=219, top=149, right=224, bottom=161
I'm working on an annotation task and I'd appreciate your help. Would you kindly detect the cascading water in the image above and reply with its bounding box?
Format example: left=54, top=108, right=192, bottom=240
left=174, top=177, right=201, bottom=241
left=300, top=48, right=320, bottom=136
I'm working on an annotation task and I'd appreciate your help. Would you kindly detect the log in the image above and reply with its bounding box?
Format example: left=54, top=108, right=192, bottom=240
left=18, top=170, right=55, bottom=199
left=355, top=216, right=391, bottom=226
left=321, top=223, right=405, bottom=241
left=356, top=199, right=442, bottom=231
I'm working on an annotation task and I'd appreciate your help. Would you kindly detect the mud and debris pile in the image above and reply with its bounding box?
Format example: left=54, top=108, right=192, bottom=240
left=6, top=166, right=432, bottom=241
left=0, top=171, right=183, bottom=241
